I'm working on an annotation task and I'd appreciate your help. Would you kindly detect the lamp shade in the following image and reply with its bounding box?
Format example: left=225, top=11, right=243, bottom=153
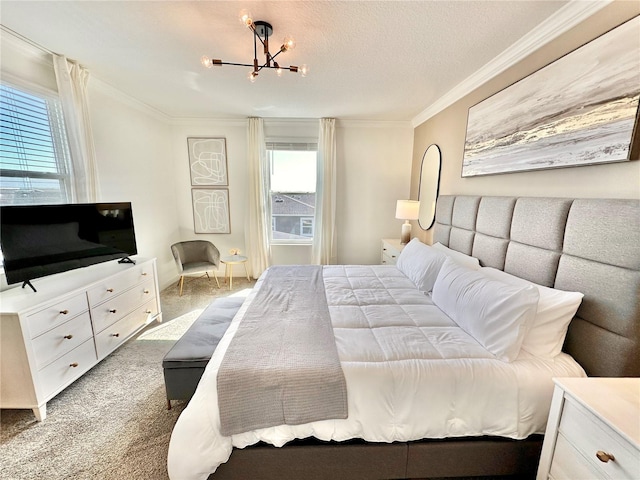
left=395, top=200, right=420, bottom=220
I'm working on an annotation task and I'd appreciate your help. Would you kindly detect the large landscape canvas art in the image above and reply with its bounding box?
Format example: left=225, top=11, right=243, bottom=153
left=462, top=17, right=640, bottom=177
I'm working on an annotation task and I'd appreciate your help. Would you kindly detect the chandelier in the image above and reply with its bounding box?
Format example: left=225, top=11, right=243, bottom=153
left=201, top=10, right=308, bottom=82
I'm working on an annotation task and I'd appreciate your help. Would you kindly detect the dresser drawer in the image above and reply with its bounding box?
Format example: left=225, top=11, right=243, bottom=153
left=550, top=432, right=602, bottom=480
left=87, top=262, right=153, bottom=307
left=381, top=252, right=398, bottom=265
left=90, top=278, right=155, bottom=333
left=26, top=293, right=89, bottom=338
left=381, top=239, right=403, bottom=265
left=38, top=338, right=97, bottom=400
left=95, top=299, right=158, bottom=358
left=31, top=312, right=94, bottom=370
left=559, top=397, right=638, bottom=479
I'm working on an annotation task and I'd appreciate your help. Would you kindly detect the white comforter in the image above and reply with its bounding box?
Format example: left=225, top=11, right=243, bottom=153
left=167, top=265, right=585, bottom=480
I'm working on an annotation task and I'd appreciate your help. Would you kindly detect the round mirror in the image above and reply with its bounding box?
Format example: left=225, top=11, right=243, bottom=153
left=418, top=144, right=441, bottom=230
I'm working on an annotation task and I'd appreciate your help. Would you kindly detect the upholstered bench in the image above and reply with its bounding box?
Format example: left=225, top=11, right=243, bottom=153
left=163, top=295, right=244, bottom=409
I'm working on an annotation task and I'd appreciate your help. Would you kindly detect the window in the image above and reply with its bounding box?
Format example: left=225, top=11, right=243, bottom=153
left=0, top=83, right=72, bottom=206
left=267, top=141, right=317, bottom=244
left=300, top=217, right=314, bottom=237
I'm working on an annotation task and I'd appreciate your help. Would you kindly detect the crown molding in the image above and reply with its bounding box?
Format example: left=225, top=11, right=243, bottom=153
left=337, top=119, right=412, bottom=129
left=90, top=77, right=171, bottom=123
left=411, top=0, right=613, bottom=128
left=1, top=26, right=53, bottom=65
left=170, top=117, right=248, bottom=127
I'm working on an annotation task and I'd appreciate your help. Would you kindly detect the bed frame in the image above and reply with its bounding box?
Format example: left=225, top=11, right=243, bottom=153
left=211, top=195, right=640, bottom=480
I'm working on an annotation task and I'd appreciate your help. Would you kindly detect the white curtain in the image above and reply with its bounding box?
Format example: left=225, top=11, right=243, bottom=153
left=312, top=118, right=337, bottom=265
left=245, top=117, right=271, bottom=278
left=53, top=54, right=100, bottom=203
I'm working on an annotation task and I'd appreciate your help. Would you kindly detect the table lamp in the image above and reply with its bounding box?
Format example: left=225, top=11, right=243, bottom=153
left=395, top=199, right=420, bottom=244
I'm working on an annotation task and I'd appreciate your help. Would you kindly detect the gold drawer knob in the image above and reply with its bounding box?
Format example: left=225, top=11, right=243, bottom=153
left=60, top=309, right=69, bottom=315
left=596, top=451, right=615, bottom=463
left=143, top=289, right=150, bottom=294
left=141, top=272, right=148, bottom=276
left=63, top=334, right=73, bottom=340
left=106, top=288, right=114, bottom=293
left=109, top=309, right=117, bottom=314
left=145, top=309, right=152, bottom=314
left=110, top=333, right=120, bottom=338
left=69, top=362, right=79, bottom=368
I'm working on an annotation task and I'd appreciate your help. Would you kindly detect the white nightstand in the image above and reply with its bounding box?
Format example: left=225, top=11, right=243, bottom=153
left=381, top=238, right=405, bottom=265
left=537, top=377, right=640, bottom=480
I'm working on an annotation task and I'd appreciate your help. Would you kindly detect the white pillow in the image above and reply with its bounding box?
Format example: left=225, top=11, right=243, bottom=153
left=432, top=258, right=539, bottom=362
left=396, top=238, right=447, bottom=292
left=432, top=242, right=481, bottom=270
left=480, top=267, right=584, bottom=358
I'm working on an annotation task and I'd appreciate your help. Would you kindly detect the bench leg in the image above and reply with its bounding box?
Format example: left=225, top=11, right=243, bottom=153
left=167, top=398, right=172, bottom=410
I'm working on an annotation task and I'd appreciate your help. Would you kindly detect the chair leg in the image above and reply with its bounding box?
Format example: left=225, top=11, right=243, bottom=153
left=213, top=271, right=220, bottom=288
left=167, top=398, right=172, bottom=410
left=178, top=276, right=185, bottom=296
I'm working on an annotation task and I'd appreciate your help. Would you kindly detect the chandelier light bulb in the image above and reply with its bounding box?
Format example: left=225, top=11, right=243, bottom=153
left=239, top=9, right=253, bottom=28
left=281, top=35, right=296, bottom=52
left=248, top=71, right=258, bottom=83
left=200, top=55, right=213, bottom=69
left=299, top=64, right=309, bottom=77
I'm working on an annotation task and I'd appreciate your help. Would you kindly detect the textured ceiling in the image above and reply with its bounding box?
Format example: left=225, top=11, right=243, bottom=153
left=1, top=1, right=570, bottom=120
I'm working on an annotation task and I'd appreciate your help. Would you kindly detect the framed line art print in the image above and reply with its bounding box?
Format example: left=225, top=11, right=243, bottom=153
left=188, top=137, right=228, bottom=186
left=192, top=188, right=230, bottom=234
left=462, top=16, right=640, bottom=177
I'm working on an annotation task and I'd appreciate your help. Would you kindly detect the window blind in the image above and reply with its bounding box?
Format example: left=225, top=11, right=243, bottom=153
left=266, top=141, right=317, bottom=152
left=0, top=83, right=71, bottom=205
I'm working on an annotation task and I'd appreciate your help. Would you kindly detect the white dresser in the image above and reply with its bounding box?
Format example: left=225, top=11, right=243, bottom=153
left=381, top=238, right=405, bottom=265
left=0, top=257, right=161, bottom=421
left=537, top=377, right=640, bottom=480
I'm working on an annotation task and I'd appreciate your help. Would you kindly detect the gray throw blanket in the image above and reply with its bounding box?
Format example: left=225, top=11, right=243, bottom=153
left=217, top=265, right=348, bottom=437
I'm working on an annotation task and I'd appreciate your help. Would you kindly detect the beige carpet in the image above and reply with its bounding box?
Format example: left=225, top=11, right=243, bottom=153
left=0, top=276, right=255, bottom=480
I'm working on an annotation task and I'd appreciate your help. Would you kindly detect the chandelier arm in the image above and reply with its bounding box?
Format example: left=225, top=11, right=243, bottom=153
left=257, top=64, right=296, bottom=71
left=269, top=49, right=286, bottom=63
left=217, top=61, right=256, bottom=68
left=213, top=60, right=296, bottom=70
left=252, top=27, right=259, bottom=71
left=250, top=23, right=268, bottom=50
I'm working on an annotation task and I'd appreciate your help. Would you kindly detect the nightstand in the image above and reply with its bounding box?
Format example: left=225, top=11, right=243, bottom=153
left=381, top=238, right=405, bottom=265
left=536, top=377, right=640, bottom=480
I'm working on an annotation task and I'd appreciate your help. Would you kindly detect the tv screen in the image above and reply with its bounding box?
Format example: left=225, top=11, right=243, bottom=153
left=1, top=202, right=138, bottom=286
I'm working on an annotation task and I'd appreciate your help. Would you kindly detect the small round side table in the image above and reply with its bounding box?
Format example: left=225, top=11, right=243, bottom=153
left=220, top=255, right=250, bottom=290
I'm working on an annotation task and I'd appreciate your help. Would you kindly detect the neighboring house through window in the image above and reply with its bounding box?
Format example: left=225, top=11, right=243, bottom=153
left=267, top=141, right=317, bottom=243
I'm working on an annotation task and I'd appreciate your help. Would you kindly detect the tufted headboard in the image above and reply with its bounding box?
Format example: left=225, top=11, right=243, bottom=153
left=433, top=195, right=640, bottom=378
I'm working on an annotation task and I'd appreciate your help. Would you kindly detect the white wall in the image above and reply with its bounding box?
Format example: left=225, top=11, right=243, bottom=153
left=337, top=121, right=414, bottom=264
left=169, top=118, right=248, bottom=276
left=88, top=81, right=178, bottom=289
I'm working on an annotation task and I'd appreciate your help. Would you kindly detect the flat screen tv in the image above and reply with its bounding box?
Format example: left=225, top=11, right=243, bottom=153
left=1, top=202, right=137, bottom=291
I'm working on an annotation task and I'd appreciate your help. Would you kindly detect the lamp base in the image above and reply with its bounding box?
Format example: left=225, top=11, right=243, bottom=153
left=400, top=221, right=412, bottom=245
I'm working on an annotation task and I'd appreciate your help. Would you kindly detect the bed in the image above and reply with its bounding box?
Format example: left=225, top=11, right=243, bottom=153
left=167, top=195, right=640, bottom=480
